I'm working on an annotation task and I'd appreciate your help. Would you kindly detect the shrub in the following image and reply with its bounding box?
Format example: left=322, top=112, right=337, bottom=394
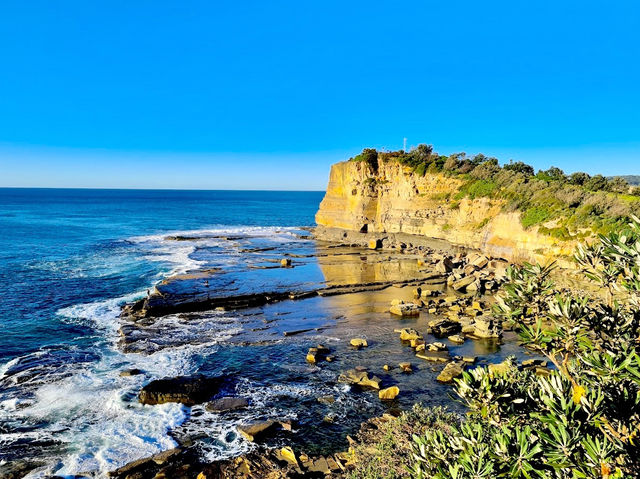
left=351, top=148, right=379, bottom=173
left=521, top=206, right=552, bottom=228
left=410, top=220, right=640, bottom=478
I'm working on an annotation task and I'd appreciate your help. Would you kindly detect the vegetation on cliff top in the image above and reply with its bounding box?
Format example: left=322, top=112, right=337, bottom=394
left=349, top=221, right=640, bottom=478
left=350, top=146, right=640, bottom=237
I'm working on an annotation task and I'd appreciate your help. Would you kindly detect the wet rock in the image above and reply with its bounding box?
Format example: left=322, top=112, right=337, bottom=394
left=317, top=395, right=335, bottom=404
left=452, top=275, right=476, bottom=291
left=119, top=368, right=144, bottom=377
left=306, top=347, right=318, bottom=363
left=462, top=356, right=477, bottom=364
left=383, top=364, right=392, bottom=371
left=448, top=334, right=465, bottom=344
left=437, top=361, right=465, bottom=383
left=395, top=328, right=422, bottom=341
left=428, top=318, right=461, bottom=337
left=338, top=369, right=381, bottom=389
left=280, top=258, right=292, bottom=267
left=389, top=300, right=420, bottom=317
left=350, top=338, right=368, bottom=348
left=237, top=420, right=277, bottom=442
left=378, top=386, right=400, bottom=400
left=205, top=397, right=249, bottom=413
left=426, top=342, right=447, bottom=352
left=472, top=316, right=501, bottom=338
left=435, top=257, right=454, bottom=273
left=399, top=362, right=412, bottom=373
left=138, top=375, right=224, bottom=405
left=276, top=447, right=298, bottom=466
left=368, top=239, right=382, bottom=249
left=415, top=351, right=449, bottom=362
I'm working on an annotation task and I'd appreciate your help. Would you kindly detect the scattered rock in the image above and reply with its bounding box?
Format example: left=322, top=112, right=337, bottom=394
left=395, top=328, right=423, bottom=341
left=350, top=338, right=368, bottom=348
left=237, top=420, right=277, bottom=442
left=317, top=395, right=335, bottom=405
left=437, top=361, right=465, bottom=383
left=280, top=258, right=292, bottom=267
left=448, top=334, right=465, bottom=344
left=119, top=368, right=144, bottom=377
left=426, top=342, right=448, bottom=352
left=277, top=447, right=298, bottom=466
left=138, top=375, right=224, bottom=405
left=416, top=351, right=449, bottom=362
left=205, top=397, right=249, bottom=413
left=428, top=318, right=461, bottom=337
left=338, top=369, right=381, bottom=389
left=378, top=386, right=400, bottom=400
left=389, top=301, right=420, bottom=317
left=452, top=275, right=476, bottom=291
left=383, top=364, right=392, bottom=371
left=399, top=362, right=412, bottom=373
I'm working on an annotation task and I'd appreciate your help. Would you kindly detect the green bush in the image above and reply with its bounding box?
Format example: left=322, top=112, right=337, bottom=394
left=521, top=206, right=552, bottom=228
left=409, top=220, right=640, bottom=478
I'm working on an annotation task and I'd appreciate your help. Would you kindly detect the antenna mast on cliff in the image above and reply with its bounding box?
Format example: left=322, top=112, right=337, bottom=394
left=403, top=137, right=407, bottom=152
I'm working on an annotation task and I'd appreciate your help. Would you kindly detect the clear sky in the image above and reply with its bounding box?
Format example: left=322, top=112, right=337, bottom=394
left=0, top=1, right=638, bottom=190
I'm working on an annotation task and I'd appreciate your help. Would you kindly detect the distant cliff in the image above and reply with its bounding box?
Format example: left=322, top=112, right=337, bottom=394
left=315, top=158, right=583, bottom=265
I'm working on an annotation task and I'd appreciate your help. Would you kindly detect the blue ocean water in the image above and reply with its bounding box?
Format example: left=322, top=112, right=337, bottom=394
left=0, top=188, right=323, bottom=475
left=0, top=189, right=322, bottom=362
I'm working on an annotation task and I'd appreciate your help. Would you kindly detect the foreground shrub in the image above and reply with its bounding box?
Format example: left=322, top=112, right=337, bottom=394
left=410, top=218, right=640, bottom=478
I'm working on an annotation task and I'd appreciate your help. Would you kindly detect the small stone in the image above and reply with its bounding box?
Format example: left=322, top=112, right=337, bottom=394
left=462, top=356, right=477, bottom=364
left=452, top=275, right=476, bottom=291
left=306, top=348, right=318, bottom=363
left=368, top=239, right=381, bottom=250
left=317, top=395, right=335, bottom=404
left=396, top=328, right=422, bottom=341
left=448, top=334, right=465, bottom=344
left=389, top=301, right=420, bottom=317
left=338, top=369, right=381, bottom=389
left=399, top=362, right=412, bottom=373
left=383, top=364, right=392, bottom=371
left=278, top=446, right=298, bottom=466
left=280, top=258, right=292, bottom=267
left=350, top=338, right=368, bottom=348
left=120, top=368, right=144, bottom=377
left=416, top=351, right=449, bottom=362
left=378, top=386, right=400, bottom=400
left=427, top=342, right=448, bottom=351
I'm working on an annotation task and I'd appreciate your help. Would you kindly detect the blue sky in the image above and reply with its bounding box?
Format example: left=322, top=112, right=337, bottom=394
left=0, top=1, right=638, bottom=189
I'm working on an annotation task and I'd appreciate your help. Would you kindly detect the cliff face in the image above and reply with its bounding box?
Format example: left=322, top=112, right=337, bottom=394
left=315, top=159, right=580, bottom=265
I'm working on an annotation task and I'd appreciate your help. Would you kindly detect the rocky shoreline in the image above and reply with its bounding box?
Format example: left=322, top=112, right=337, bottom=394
left=89, top=225, right=550, bottom=479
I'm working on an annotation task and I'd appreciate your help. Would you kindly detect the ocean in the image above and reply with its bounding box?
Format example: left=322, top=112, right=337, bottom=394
left=0, top=189, right=323, bottom=476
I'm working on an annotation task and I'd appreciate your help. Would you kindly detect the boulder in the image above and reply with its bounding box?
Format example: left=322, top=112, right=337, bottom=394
left=306, top=347, right=318, bottom=363
left=448, top=334, right=465, bottom=344
left=437, top=361, right=465, bottom=383
left=368, top=239, right=382, bottom=250
left=277, top=447, right=298, bottom=466
left=205, top=397, right=249, bottom=413
left=416, top=351, right=449, bottom=362
left=120, top=368, right=144, bottom=377
left=473, top=317, right=501, bottom=338
left=350, top=338, right=368, bottom=348
left=389, top=301, right=420, bottom=317
left=428, top=318, right=461, bottom=337
left=452, top=275, right=476, bottom=291
left=237, top=420, right=278, bottom=442
left=435, top=257, right=454, bottom=273
left=426, top=342, right=447, bottom=352
left=395, top=328, right=423, bottom=341
left=378, top=386, right=400, bottom=400
left=280, top=258, right=292, bottom=267
left=338, top=369, right=381, bottom=389
left=399, top=362, right=412, bottom=373
left=138, top=375, right=224, bottom=405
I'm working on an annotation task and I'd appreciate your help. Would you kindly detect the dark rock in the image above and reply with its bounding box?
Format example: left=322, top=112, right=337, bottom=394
left=138, top=375, right=224, bottom=405
left=119, top=368, right=144, bottom=377
left=205, top=397, right=249, bottom=412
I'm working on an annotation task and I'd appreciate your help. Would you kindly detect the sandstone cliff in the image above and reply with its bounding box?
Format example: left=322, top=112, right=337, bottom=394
left=315, top=159, right=581, bottom=266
